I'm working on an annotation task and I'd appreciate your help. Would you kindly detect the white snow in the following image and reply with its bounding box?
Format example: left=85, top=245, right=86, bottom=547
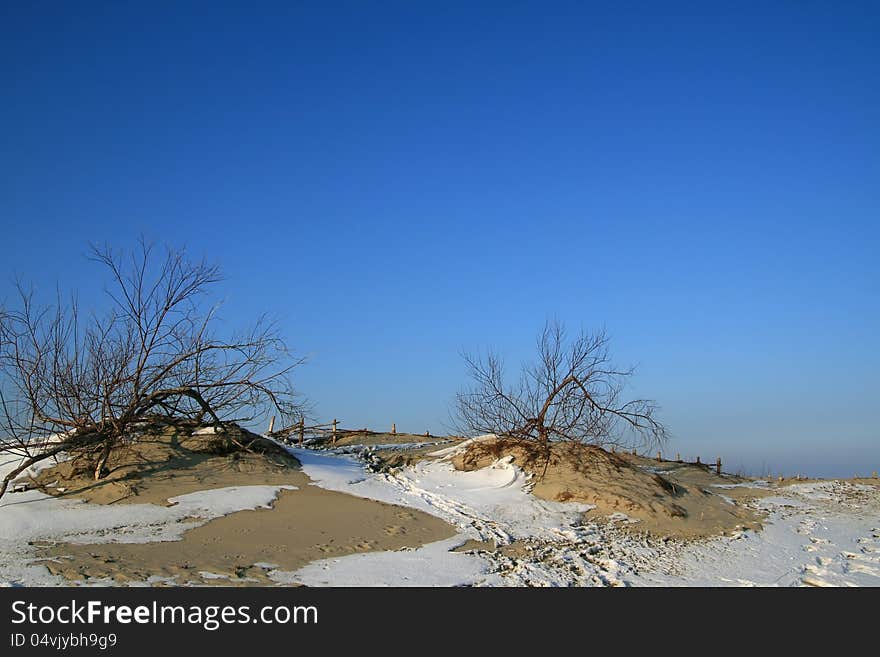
left=327, top=441, right=447, bottom=453
left=285, top=446, right=880, bottom=587
left=425, top=434, right=496, bottom=459
left=191, top=426, right=220, bottom=435
left=2, top=439, right=878, bottom=587
left=634, top=482, right=880, bottom=587
left=0, top=454, right=297, bottom=586
left=270, top=445, right=597, bottom=586
left=713, top=480, right=773, bottom=489
left=289, top=447, right=593, bottom=543
left=272, top=536, right=487, bottom=587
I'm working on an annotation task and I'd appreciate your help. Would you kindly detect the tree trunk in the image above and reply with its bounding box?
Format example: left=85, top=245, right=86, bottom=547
left=0, top=443, right=72, bottom=499
left=94, top=439, right=112, bottom=481
left=538, top=427, right=552, bottom=479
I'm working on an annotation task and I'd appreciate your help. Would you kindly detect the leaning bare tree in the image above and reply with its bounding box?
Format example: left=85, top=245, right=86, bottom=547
left=454, top=320, right=667, bottom=457
left=0, top=240, right=306, bottom=498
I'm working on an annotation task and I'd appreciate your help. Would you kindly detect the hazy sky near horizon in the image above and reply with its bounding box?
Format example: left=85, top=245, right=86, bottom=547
left=1, top=2, right=878, bottom=477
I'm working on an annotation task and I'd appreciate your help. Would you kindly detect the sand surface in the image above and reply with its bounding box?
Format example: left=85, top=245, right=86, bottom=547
left=22, top=425, right=871, bottom=586
left=27, top=422, right=303, bottom=505
left=451, top=439, right=765, bottom=538
left=318, top=429, right=455, bottom=448
left=24, top=423, right=457, bottom=586
left=35, top=484, right=455, bottom=586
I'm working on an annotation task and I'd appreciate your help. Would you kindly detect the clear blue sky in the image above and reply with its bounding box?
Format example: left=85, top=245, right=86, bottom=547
left=2, top=2, right=877, bottom=477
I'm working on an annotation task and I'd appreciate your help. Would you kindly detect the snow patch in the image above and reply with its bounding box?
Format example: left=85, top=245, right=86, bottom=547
left=0, top=453, right=298, bottom=586
left=273, top=535, right=489, bottom=587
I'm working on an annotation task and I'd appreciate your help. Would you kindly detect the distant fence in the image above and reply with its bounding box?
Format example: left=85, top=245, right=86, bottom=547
left=264, top=420, right=879, bottom=481
left=609, top=446, right=724, bottom=476
left=266, top=417, right=441, bottom=446
left=268, top=417, right=728, bottom=475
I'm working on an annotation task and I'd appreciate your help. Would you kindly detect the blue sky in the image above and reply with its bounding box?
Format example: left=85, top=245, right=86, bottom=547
left=1, top=2, right=878, bottom=477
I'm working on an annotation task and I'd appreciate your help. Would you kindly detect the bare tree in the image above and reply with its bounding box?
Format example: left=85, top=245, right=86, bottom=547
left=0, top=240, right=306, bottom=498
left=454, top=321, right=667, bottom=456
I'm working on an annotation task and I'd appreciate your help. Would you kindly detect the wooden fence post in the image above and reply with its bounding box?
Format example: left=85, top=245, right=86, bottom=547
left=716, top=457, right=722, bottom=475
left=657, top=451, right=662, bottom=462
left=298, top=419, right=305, bottom=446
left=391, top=423, right=396, bottom=435
left=332, top=419, right=338, bottom=442
left=267, top=415, right=275, bottom=434
left=696, top=456, right=701, bottom=465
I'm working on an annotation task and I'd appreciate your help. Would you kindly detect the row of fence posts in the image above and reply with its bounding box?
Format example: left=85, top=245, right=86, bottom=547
left=268, top=417, right=433, bottom=445
left=610, top=445, right=723, bottom=475
left=268, top=415, right=309, bottom=445
left=268, top=419, right=878, bottom=480
left=390, top=422, right=431, bottom=438
left=314, top=419, right=431, bottom=442
left=267, top=422, right=880, bottom=480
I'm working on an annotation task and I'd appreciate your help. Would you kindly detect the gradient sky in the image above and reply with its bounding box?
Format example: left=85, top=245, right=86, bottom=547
left=2, top=2, right=878, bottom=477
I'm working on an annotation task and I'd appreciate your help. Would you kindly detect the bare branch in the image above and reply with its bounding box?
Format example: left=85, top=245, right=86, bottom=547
left=454, top=320, right=667, bottom=454
left=0, top=241, right=307, bottom=495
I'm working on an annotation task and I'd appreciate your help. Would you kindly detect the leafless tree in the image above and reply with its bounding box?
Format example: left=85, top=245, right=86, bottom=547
left=0, top=240, right=306, bottom=498
left=454, top=321, right=667, bottom=456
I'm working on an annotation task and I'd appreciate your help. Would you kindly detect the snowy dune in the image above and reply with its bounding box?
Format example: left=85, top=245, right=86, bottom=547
left=1, top=445, right=878, bottom=587
left=286, top=445, right=880, bottom=587
left=0, top=455, right=296, bottom=586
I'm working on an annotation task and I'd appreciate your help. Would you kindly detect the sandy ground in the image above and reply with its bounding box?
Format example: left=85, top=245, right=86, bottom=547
left=26, top=422, right=303, bottom=505
left=318, top=429, right=454, bottom=448
left=22, top=424, right=456, bottom=586
left=11, top=426, right=877, bottom=587
left=34, top=485, right=455, bottom=586
left=450, top=438, right=765, bottom=538
left=287, top=440, right=880, bottom=586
